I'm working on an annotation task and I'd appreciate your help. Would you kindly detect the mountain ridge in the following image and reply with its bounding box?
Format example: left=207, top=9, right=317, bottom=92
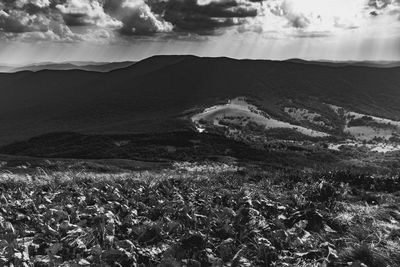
left=1, top=55, right=400, bottom=146
left=0, top=61, right=136, bottom=73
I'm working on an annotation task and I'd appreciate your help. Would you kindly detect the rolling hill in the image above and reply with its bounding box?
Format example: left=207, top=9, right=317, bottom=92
left=1, top=55, right=400, bottom=146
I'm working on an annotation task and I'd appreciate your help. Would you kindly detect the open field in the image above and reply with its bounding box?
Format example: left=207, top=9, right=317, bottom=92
left=0, top=164, right=399, bottom=266
left=192, top=98, right=328, bottom=138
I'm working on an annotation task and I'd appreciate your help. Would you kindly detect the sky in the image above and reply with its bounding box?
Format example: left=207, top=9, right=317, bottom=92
left=0, top=0, right=399, bottom=64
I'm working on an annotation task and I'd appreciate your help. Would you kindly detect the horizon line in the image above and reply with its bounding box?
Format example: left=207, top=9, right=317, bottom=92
left=2, top=54, right=400, bottom=67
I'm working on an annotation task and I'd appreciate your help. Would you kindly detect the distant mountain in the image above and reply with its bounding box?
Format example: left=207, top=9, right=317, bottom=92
left=0, top=55, right=400, bottom=146
left=286, top=58, right=400, bottom=68
left=4, top=61, right=135, bottom=73
left=0, top=65, right=16, bottom=72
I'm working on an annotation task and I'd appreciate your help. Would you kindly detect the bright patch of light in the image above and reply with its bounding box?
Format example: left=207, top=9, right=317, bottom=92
left=256, top=0, right=370, bottom=35
left=285, top=0, right=366, bottom=19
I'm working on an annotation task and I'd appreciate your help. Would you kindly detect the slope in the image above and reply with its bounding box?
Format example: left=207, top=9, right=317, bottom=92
left=0, top=55, right=400, bottom=145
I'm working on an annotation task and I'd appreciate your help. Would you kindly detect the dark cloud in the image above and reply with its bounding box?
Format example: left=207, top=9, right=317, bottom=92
left=149, top=0, right=261, bottom=34
left=286, top=14, right=310, bottom=29
left=102, top=0, right=263, bottom=36
left=61, top=13, right=88, bottom=26
left=367, top=0, right=400, bottom=18
left=368, top=0, right=399, bottom=9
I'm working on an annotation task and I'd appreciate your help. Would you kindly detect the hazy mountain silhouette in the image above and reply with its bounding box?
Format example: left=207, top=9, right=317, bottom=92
left=8, top=61, right=135, bottom=73
left=286, top=59, right=400, bottom=68
left=1, top=55, right=400, bottom=145
left=0, top=65, right=17, bottom=72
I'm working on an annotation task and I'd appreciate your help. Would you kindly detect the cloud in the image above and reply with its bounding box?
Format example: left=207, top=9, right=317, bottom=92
left=16, top=0, right=51, bottom=8
left=56, top=0, right=121, bottom=27
left=367, top=0, right=400, bottom=18
left=0, top=1, right=82, bottom=42
left=153, top=0, right=261, bottom=34
left=238, top=0, right=376, bottom=38
left=0, top=9, right=49, bottom=33
left=368, top=0, right=400, bottom=9
left=0, top=0, right=399, bottom=43
left=105, top=0, right=173, bottom=35
left=0, top=0, right=117, bottom=42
